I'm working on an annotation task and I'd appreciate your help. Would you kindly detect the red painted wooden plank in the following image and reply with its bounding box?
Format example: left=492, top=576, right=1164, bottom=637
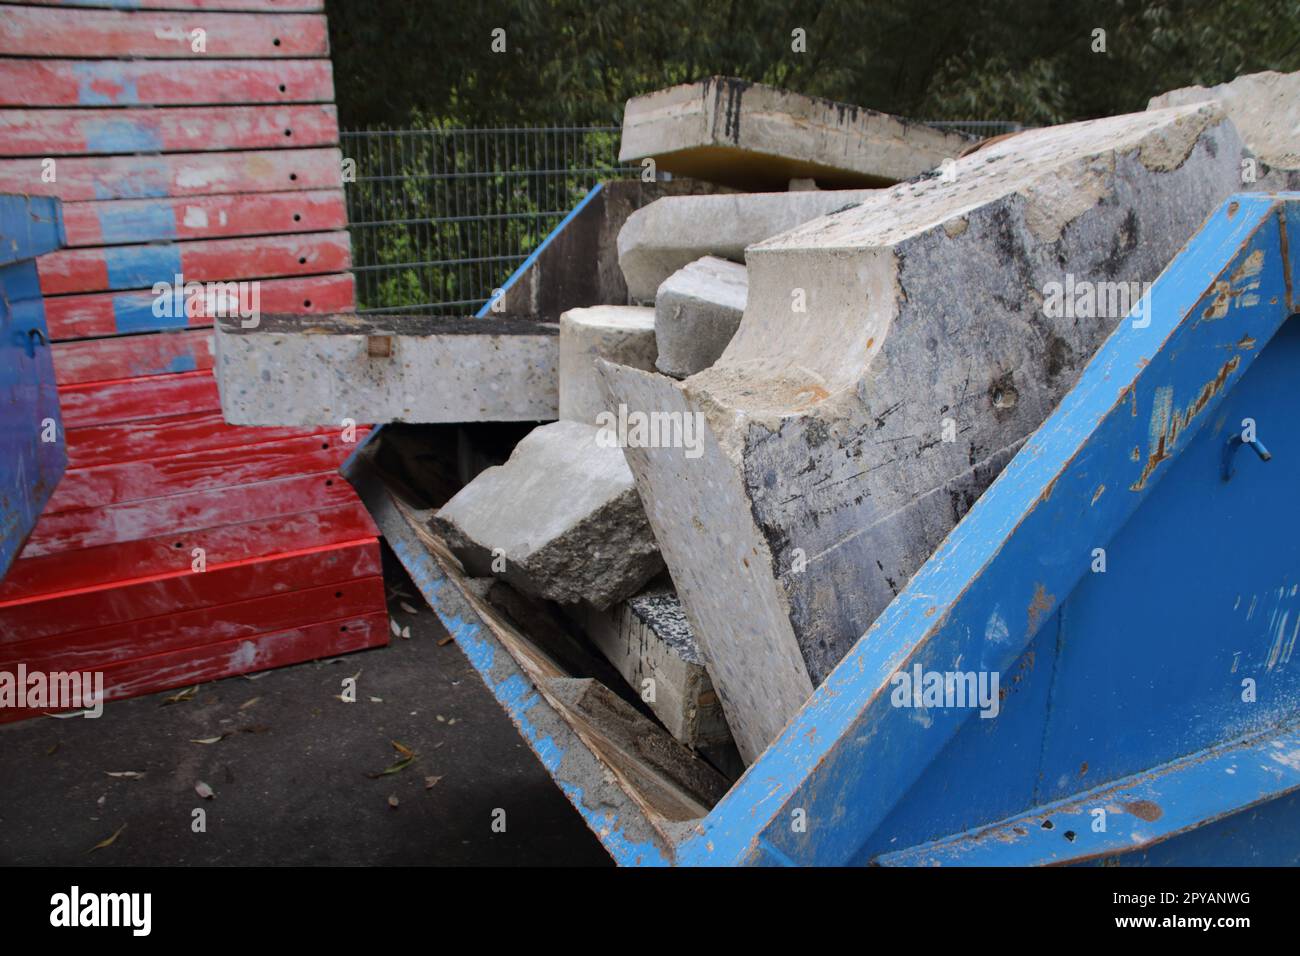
left=0, top=539, right=379, bottom=643
left=50, top=428, right=369, bottom=511
left=25, top=2, right=324, bottom=14
left=0, top=59, right=334, bottom=107
left=58, top=370, right=220, bottom=427
left=24, top=470, right=356, bottom=556
left=0, top=611, right=388, bottom=723
left=0, top=8, right=328, bottom=58
left=0, top=105, right=338, bottom=157
left=62, top=412, right=339, bottom=468
left=38, top=230, right=352, bottom=294
left=3, top=577, right=385, bottom=670
left=0, top=498, right=378, bottom=598
left=53, top=329, right=213, bottom=386
left=0, top=147, right=342, bottom=201
left=61, top=190, right=346, bottom=246
left=44, top=273, right=354, bottom=339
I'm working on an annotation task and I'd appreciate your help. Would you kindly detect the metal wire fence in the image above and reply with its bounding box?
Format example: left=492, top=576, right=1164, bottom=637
left=340, top=125, right=633, bottom=315
left=339, top=120, right=1023, bottom=316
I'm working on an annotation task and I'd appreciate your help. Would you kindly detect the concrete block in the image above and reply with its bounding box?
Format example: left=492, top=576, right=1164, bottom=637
left=1148, top=69, right=1300, bottom=173
left=214, top=314, right=557, bottom=426
left=617, top=188, right=875, bottom=301
left=430, top=420, right=663, bottom=609
left=602, top=101, right=1248, bottom=762
left=559, top=306, right=657, bottom=423
left=619, top=76, right=968, bottom=190
left=490, top=178, right=733, bottom=318
left=654, top=256, right=748, bottom=379
left=574, top=585, right=732, bottom=750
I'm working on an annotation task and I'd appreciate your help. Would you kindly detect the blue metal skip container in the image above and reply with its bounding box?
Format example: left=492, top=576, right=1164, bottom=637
left=349, top=192, right=1300, bottom=866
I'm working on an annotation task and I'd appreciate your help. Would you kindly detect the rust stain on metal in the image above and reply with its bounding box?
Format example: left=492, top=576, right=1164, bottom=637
left=1130, top=355, right=1240, bottom=492
left=1090, top=484, right=1105, bottom=506
left=1124, top=799, right=1163, bottom=822
left=1027, top=583, right=1055, bottom=633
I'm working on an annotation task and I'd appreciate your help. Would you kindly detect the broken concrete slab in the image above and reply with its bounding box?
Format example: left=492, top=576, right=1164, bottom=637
left=572, top=585, right=732, bottom=751
left=1148, top=69, right=1300, bottom=174
left=430, top=420, right=662, bottom=610
left=602, top=101, right=1249, bottom=762
left=617, top=188, right=875, bottom=301
left=654, top=256, right=748, bottom=379
left=619, top=76, right=968, bottom=191
left=559, top=306, right=657, bottom=423
left=214, top=314, right=558, bottom=426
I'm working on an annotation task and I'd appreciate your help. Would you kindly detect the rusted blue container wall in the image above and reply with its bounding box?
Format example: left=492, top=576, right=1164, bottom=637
left=0, top=194, right=66, bottom=579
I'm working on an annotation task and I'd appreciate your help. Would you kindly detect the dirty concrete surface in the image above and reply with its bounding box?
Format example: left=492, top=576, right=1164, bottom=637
left=0, top=547, right=612, bottom=867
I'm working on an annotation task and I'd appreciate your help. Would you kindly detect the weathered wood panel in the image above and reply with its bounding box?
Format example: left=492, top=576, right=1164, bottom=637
left=58, top=370, right=220, bottom=427
left=44, top=273, right=353, bottom=338
left=49, top=427, right=368, bottom=511
left=0, top=540, right=379, bottom=643
left=61, top=190, right=346, bottom=246
left=0, top=147, right=342, bottom=200
left=0, top=612, right=387, bottom=722
left=3, top=577, right=385, bottom=669
left=0, top=58, right=334, bottom=107
left=0, top=105, right=338, bottom=157
left=0, top=498, right=377, bottom=596
left=0, top=7, right=328, bottom=58
left=38, top=230, right=351, bottom=294
left=53, top=328, right=213, bottom=385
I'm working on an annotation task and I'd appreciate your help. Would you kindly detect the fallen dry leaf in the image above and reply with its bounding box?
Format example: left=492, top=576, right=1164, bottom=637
left=47, top=742, right=60, bottom=756
left=424, top=775, right=442, bottom=790
left=190, top=734, right=230, bottom=745
left=195, top=781, right=215, bottom=800
left=391, top=740, right=415, bottom=759
left=163, top=685, right=199, bottom=705
left=104, top=771, right=145, bottom=779
left=89, top=823, right=126, bottom=853
left=400, top=626, right=411, bottom=640
left=238, top=697, right=259, bottom=711
left=399, top=602, right=419, bottom=615
left=387, top=795, right=400, bottom=809
left=366, top=755, right=415, bottom=779
left=437, top=635, right=454, bottom=647
left=389, top=619, right=402, bottom=638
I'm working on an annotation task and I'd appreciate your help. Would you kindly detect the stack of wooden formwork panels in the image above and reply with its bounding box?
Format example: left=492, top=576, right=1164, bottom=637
left=0, top=0, right=388, bottom=720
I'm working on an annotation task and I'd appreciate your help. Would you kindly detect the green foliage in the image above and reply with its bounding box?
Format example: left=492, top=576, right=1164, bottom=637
left=327, top=0, right=1299, bottom=128
left=326, top=0, right=1299, bottom=311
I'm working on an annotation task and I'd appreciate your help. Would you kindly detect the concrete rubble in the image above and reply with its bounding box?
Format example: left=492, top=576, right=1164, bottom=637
left=430, top=419, right=663, bottom=610
left=619, top=76, right=968, bottom=190
left=572, top=584, right=732, bottom=751
left=653, top=256, right=748, bottom=379
left=1148, top=69, right=1300, bottom=177
left=602, top=100, right=1250, bottom=762
left=559, top=305, right=657, bottom=423
left=617, top=188, right=875, bottom=302
left=214, top=314, right=558, bottom=426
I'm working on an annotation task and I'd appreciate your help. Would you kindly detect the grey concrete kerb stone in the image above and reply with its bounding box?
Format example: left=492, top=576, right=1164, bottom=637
left=559, top=306, right=657, bottom=424
left=431, top=420, right=663, bottom=610
left=617, top=189, right=876, bottom=301
left=654, top=256, right=748, bottom=379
